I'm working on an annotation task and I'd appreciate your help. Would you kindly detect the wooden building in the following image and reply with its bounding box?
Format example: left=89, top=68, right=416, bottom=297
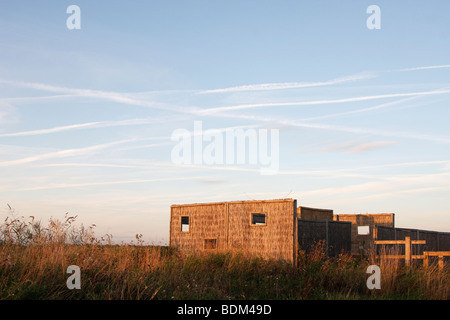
left=170, top=201, right=447, bottom=261
left=333, top=213, right=395, bottom=255
left=297, top=206, right=333, bottom=221
left=170, top=199, right=352, bottom=265
left=170, top=199, right=298, bottom=264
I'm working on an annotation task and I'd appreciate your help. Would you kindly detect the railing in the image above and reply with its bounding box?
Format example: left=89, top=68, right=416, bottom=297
left=375, top=237, right=449, bottom=269
left=374, top=237, right=425, bottom=266
left=423, top=251, right=450, bottom=269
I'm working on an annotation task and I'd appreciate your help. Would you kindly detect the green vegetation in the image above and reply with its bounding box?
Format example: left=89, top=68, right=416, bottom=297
left=0, top=212, right=448, bottom=300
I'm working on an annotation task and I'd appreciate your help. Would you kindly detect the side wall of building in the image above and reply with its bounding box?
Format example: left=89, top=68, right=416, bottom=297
left=333, top=214, right=395, bottom=254
left=297, top=206, right=333, bottom=221
left=170, top=199, right=297, bottom=264
left=227, top=200, right=297, bottom=262
left=170, top=202, right=228, bottom=253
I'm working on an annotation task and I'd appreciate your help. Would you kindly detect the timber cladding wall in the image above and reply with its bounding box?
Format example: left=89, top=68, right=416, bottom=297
left=170, top=199, right=297, bottom=263
left=297, top=206, right=333, bottom=221
left=333, top=213, right=395, bottom=254
left=170, top=202, right=228, bottom=253
left=227, top=200, right=297, bottom=262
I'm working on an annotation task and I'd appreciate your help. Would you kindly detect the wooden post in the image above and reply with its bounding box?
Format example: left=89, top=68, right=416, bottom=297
left=439, top=255, right=444, bottom=270
left=423, top=252, right=429, bottom=268
left=405, top=236, right=411, bottom=266
left=325, top=220, right=329, bottom=257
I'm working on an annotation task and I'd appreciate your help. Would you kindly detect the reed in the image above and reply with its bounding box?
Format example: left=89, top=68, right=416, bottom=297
left=0, top=209, right=448, bottom=300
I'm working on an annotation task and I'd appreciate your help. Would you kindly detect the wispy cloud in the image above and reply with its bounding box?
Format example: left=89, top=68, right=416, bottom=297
left=0, top=121, right=103, bottom=137
left=2, top=64, right=449, bottom=120
left=31, top=159, right=446, bottom=175
left=0, top=117, right=177, bottom=138
left=198, top=73, right=374, bottom=94
left=34, top=163, right=146, bottom=169
left=300, top=96, right=419, bottom=121
left=394, top=64, right=450, bottom=72
left=116, top=142, right=173, bottom=151
left=0, top=139, right=135, bottom=167
left=289, top=120, right=450, bottom=144
left=0, top=79, right=196, bottom=115
left=211, top=111, right=450, bottom=144
left=299, top=171, right=450, bottom=199
left=15, top=176, right=217, bottom=191
left=198, top=88, right=450, bottom=114
left=0, top=95, right=80, bottom=103
left=15, top=158, right=450, bottom=194
left=331, top=160, right=450, bottom=172
left=320, top=140, right=397, bottom=154
left=0, top=101, right=19, bottom=126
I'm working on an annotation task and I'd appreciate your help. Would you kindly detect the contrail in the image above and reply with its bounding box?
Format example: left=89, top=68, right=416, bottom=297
left=394, top=64, right=450, bottom=72
left=15, top=176, right=214, bottom=191
left=0, top=79, right=195, bottom=115
left=198, top=73, right=374, bottom=94
left=0, top=118, right=174, bottom=138
left=198, top=64, right=450, bottom=94
left=0, top=139, right=135, bottom=167
left=198, top=88, right=450, bottom=114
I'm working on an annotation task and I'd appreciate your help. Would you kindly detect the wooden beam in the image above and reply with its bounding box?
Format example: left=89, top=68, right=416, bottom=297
left=376, top=255, right=425, bottom=260
left=374, top=240, right=426, bottom=245
left=423, top=251, right=450, bottom=256
left=375, top=240, right=406, bottom=245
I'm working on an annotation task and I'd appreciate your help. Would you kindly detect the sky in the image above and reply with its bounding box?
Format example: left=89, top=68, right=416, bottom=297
left=0, top=1, right=449, bottom=244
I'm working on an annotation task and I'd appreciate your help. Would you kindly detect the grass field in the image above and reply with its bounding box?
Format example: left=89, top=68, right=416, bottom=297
left=0, top=213, right=448, bottom=300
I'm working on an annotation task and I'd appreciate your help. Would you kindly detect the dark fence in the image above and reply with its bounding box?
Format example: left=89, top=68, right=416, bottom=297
left=298, top=219, right=351, bottom=256
left=376, top=226, right=450, bottom=256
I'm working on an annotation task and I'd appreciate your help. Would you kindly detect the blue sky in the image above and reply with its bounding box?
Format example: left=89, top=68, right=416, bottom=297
left=0, top=1, right=449, bottom=243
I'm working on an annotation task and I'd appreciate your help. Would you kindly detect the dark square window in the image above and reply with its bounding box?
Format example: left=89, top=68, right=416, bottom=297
left=252, top=213, right=266, bottom=225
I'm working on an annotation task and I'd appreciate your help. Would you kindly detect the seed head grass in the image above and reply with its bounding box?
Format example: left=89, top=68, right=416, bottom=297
left=0, top=209, right=448, bottom=300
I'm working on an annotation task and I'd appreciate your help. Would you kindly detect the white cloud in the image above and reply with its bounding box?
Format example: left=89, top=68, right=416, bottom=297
left=198, top=73, right=375, bottom=94
left=14, top=176, right=210, bottom=191
left=0, top=139, right=135, bottom=167
left=299, top=171, right=450, bottom=199
left=0, top=117, right=176, bottom=138
left=0, top=102, right=19, bottom=127
left=0, top=79, right=194, bottom=115
left=320, top=140, right=397, bottom=154
left=0, top=121, right=103, bottom=137
left=394, top=64, right=450, bottom=72
left=198, top=88, right=450, bottom=114
left=300, top=96, right=419, bottom=121
left=213, top=112, right=450, bottom=144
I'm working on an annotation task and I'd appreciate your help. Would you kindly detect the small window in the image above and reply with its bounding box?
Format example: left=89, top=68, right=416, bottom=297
left=204, top=239, right=217, bottom=249
left=358, top=226, right=370, bottom=235
left=251, top=213, right=266, bottom=225
left=181, top=216, right=189, bottom=232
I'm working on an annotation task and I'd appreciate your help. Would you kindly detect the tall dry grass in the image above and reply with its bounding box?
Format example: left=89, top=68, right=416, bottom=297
left=0, top=207, right=448, bottom=300
left=366, top=244, right=450, bottom=299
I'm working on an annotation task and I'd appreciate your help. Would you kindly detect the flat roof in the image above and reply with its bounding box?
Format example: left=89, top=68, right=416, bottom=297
left=298, top=206, right=333, bottom=212
left=171, top=198, right=296, bottom=208
left=335, top=213, right=394, bottom=216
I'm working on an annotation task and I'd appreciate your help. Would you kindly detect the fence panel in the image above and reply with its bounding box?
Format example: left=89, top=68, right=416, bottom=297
left=298, top=219, right=351, bottom=257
